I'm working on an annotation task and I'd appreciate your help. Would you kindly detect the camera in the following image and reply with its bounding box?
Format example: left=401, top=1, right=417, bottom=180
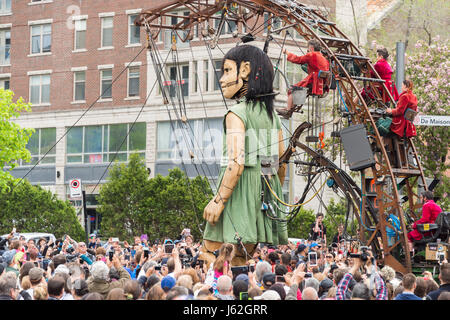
left=180, top=254, right=193, bottom=268
left=108, top=250, right=114, bottom=261
left=348, top=246, right=370, bottom=262
left=231, top=266, right=249, bottom=280
left=154, top=265, right=161, bottom=271
left=143, top=248, right=149, bottom=258
left=66, top=246, right=75, bottom=254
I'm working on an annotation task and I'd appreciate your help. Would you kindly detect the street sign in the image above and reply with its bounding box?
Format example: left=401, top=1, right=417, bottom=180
left=70, top=179, right=82, bottom=198
left=414, top=115, right=450, bottom=126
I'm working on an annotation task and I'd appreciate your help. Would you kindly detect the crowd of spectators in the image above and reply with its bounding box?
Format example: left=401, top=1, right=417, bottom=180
left=0, top=227, right=449, bottom=301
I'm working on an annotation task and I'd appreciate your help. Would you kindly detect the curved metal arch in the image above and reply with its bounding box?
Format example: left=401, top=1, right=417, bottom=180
left=138, top=0, right=428, bottom=274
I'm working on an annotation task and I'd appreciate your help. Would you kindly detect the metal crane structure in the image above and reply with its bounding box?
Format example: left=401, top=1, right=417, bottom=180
left=136, top=0, right=430, bottom=274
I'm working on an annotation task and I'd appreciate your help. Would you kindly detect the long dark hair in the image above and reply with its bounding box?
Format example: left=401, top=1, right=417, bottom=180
left=223, top=44, right=275, bottom=120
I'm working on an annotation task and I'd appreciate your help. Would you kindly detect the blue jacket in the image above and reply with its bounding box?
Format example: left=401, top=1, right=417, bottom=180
left=394, top=292, right=422, bottom=300
left=427, top=283, right=450, bottom=300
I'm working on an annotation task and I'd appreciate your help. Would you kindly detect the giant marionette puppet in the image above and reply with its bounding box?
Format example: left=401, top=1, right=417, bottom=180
left=201, top=45, right=288, bottom=266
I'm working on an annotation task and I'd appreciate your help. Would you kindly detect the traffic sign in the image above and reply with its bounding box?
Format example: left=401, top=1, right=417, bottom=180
left=70, top=179, right=82, bottom=198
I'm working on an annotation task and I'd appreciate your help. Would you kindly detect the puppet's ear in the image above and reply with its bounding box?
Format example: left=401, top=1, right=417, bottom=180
left=239, top=61, right=251, bottom=81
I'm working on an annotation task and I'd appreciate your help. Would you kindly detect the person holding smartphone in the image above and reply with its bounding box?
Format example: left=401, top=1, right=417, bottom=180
left=87, top=253, right=131, bottom=299
left=309, top=213, right=327, bottom=244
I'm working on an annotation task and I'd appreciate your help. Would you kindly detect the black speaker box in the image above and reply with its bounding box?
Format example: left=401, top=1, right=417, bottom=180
left=340, top=124, right=375, bottom=171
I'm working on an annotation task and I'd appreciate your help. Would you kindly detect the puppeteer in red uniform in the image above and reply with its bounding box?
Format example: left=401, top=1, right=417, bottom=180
left=407, top=191, right=442, bottom=245
left=276, top=39, right=330, bottom=119
left=362, top=48, right=399, bottom=104
left=386, top=79, right=417, bottom=138
left=287, top=49, right=330, bottom=96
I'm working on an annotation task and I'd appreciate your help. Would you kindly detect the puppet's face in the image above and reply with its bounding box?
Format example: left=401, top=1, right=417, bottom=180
left=220, top=59, right=250, bottom=99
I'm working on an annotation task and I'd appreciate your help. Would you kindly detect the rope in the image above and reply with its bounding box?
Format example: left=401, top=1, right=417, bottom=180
left=261, top=173, right=328, bottom=208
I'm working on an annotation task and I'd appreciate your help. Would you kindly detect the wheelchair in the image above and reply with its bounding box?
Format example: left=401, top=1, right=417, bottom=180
left=412, top=211, right=450, bottom=262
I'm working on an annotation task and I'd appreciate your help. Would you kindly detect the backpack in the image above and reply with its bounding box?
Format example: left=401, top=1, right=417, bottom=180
left=19, top=290, right=32, bottom=300
left=435, top=211, right=450, bottom=240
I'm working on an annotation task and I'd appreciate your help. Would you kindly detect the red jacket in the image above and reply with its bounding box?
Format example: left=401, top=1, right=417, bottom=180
left=408, top=200, right=442, bottom=241
left=372, top=58, right=399, bottom=102
left=362, top=58, right=399, bottom=103
left=390, top=90, right=417, bottom=138
left=287, top=51, right=330, bottom=96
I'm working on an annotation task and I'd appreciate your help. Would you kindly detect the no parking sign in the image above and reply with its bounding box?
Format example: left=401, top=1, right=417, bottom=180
left=70, top=179, right=82, bottom=198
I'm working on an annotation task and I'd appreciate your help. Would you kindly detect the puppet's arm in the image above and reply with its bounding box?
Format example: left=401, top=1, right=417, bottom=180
left=203, top=112, right=245, bottom=226
left=277, top=129, right=287, bottom=186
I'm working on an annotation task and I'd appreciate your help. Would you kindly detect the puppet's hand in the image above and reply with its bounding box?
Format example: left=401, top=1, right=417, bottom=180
left=203, top=198, right=225, bottom=226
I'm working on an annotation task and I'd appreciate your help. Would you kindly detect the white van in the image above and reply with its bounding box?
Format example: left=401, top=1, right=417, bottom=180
left=1, top=232, right=56, bottom=245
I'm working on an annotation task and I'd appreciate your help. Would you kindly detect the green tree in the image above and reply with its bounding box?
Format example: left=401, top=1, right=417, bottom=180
left=0, top=88, right=34, bottom=192
left=286, top=207, right=315, bottom=239
left=323, top=197, right=348, bottom=241
left=406, top=37, right=449, bottom=210
left=97, top=153, right=212, bottom=242
left=0, top=180, right=85, bottom=240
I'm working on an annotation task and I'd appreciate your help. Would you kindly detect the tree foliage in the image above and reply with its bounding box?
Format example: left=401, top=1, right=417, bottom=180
left=97, top=153, right=213, bottom=242
left=286, top=207, right=315, bottom=240
left=367, top=0, right=450, bottom=50
left=0, top=89, right=34, bottom=192
left=406, top=37, right=450, bottom=210
left=0, top=180, right=85, bottom=240
left=323, top=197, right=348, bottom=239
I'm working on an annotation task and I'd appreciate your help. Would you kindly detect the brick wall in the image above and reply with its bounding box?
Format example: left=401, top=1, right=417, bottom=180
left=1, top=0, right=152, bottom=113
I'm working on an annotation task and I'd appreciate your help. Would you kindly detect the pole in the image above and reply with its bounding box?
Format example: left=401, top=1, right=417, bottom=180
left=395, top=41, right=405, bottom=90
left=82, top=190, right=88, bottom=243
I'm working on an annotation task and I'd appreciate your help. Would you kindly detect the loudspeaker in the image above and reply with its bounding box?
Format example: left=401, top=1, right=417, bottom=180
left=340, top=124, right=375, bottom=171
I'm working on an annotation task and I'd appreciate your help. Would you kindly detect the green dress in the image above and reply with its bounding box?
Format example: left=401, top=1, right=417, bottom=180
left=203, top=99, right=288, bottom=245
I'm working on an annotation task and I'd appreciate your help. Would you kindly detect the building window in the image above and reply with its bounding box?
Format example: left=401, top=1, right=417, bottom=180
left=128, top=14, right=140, bottom=44
left=164, top=11, right=190, bottom=49
left=101, top=17, right=113, bottom=48
left=24, top=128, right=56, bottom=165
left=163, top=64, right=188, bottom=98
left=213, top=60, right=223, bottom=91
left=73, top=71, right=85, bottom=101
left=0, top=77, right=9, bottom=89
left=263, top=13, right=281, bottom=34
left=66, top=123, right=146, bottom=164
left=271, top=58, right=281, bottom=90
left=214, top=11, right=236, bottom=35
left=31, top=24, right=51, bottom=54
left=74, top=19, right=86, bottom=50
left=127, top=66, right=140, bottom=97
left=191, top=61, right=198, bottom=94
left=0, top=28, right=10, bottom=64
left=0, top=0, right=11, bottom=14
left=157, top=118, right=222, bottom=162
left=286, top=60, right=305, bottom=88
left=100, top=69, right=112, bottom=99
left=29, top=74, right=50, bottom=104
left=203, top=60, right=209, bottom=92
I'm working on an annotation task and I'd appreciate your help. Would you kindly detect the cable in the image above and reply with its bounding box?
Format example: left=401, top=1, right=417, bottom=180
left=89, top=48, right=172, bottom=195
left=262, top=173, right=328, bottom=208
